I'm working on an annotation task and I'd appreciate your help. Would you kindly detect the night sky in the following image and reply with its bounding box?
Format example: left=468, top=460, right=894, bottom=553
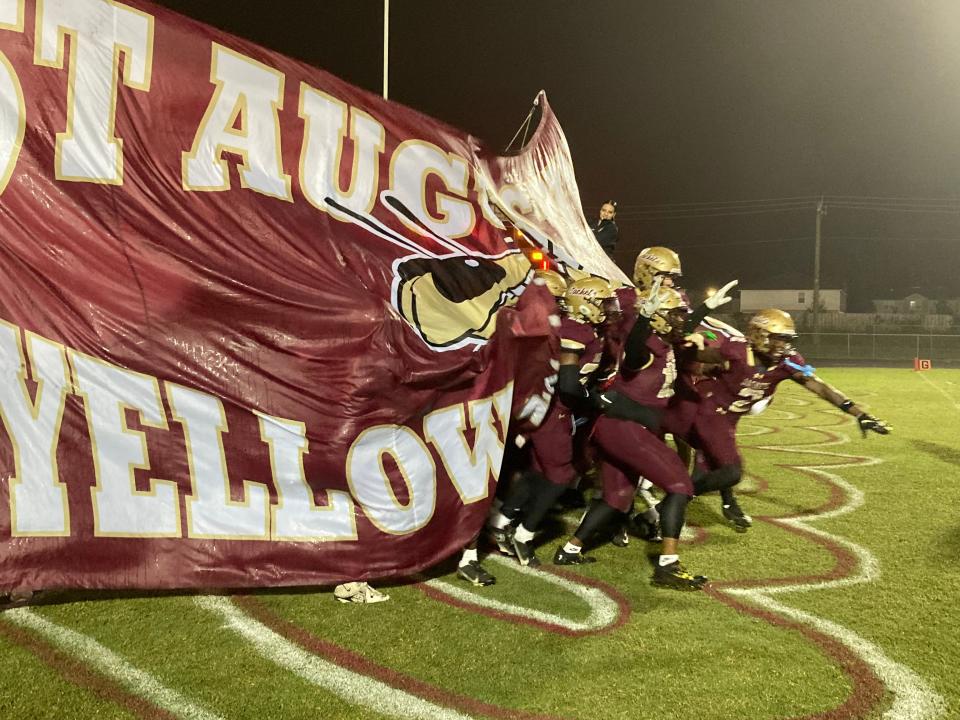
left=152, top=0, right=960, bottom=311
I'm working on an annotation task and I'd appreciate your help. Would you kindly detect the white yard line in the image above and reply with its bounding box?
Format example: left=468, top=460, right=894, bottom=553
left=2, top=607, right=225, bottom=720
left=917, top=372, right=960, bottom=412
left=722, top=407, right=946, bottom=720
left=194, top=596, right=475, bottom=720
left=425, top=554, right=619, bottom=633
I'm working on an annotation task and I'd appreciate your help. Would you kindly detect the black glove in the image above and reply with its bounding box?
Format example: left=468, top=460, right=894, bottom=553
left=857, top=413, right=890, bottom=437
left=595, top=390, right=662, bottom=432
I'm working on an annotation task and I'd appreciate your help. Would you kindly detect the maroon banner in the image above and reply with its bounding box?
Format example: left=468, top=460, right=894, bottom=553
left=0, top=0, right=615, bottom=591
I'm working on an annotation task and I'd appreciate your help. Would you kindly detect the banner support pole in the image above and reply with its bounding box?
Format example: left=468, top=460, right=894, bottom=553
left=382, top=0, right=390, bottom=99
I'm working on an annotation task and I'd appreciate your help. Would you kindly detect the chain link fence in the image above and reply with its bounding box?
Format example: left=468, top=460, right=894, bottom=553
left=800, top=333, right=960, bottom=363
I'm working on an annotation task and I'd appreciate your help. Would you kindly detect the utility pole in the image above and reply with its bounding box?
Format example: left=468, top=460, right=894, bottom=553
left=382, top=0, right=390, bottom=99
left=812, top=196, right=826, bottom=337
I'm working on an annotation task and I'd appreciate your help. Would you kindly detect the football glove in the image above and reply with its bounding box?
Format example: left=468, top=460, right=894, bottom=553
left=638, top=275, right=664, bottom=318
left=704, top=279, right=738, bottom=310
left=517, top=364, right=559, bottom=428
left=857, top=413, right=890, bottom=437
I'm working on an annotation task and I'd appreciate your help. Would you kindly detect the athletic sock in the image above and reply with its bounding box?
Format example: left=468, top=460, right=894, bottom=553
left=488, top=510, right=512, bottom=530
left=658, top=553, right=679, bottom=567
left=459, top=548, right=478, bottom=567
left=514, top=524, right=535, bottom=543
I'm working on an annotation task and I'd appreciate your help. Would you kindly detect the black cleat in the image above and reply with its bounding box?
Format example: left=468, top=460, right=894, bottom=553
left=457, top=561, right=496, bottom=586
left=553, top=547, right=598, bottom=565
left=632, top=514, right=662, bottom=542
left=722, top=501, right=752, bottom=532
left=652, top=561, right=707, bottom=591
left=489, top=525, right=516, bottom=555
left=611, top=524, right=630, bottom=548
left=512, top=537, right=542, bottom=567
left=510, top=535, right=540, bottom=567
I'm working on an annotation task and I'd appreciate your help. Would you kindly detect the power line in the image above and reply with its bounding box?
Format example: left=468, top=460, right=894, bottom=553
left=664, top=235, right=812, bottom=250
left=612, top=195, right=819, bottom=210
left=825, top=235, right=960, bottom=242
left=827, top=203, right=960, bottom=215
left=602, top=194, right=960, bottom=217
left=617, top=204, right=817, bottom=220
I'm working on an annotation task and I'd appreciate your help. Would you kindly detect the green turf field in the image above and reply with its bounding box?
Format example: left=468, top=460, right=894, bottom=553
left=1, top=367, right=958, bottom=720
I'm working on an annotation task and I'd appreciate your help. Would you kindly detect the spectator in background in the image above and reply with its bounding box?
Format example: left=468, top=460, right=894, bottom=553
left=592, top=201, right=619, bottom=256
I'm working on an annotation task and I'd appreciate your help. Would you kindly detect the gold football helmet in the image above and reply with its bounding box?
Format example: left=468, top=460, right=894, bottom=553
left=747, top=309, right=798, bottom=357
left=533, top=268, right=568, bottom=299
left=649, top=286, right=689, bottom=336
left=565, top=277, right=617, bottom=325
left=632, top=246, right=682, bottom=292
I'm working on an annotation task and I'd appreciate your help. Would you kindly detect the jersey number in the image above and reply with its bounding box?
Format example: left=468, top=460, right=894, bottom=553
left=730, top=385, right=765, bottom=413
left=657, top=351, right=677, bottom=399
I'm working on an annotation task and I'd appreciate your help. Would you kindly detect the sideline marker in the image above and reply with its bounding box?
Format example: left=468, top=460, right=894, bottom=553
left=913, top=358, right=932, bottom=371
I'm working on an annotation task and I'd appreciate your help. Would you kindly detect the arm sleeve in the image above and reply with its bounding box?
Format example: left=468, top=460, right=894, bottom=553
left=558, top=364, right=592, bottom=413
left=623, top=315, right=653, bottom=372
left=685, top=303, right=710, bottom=333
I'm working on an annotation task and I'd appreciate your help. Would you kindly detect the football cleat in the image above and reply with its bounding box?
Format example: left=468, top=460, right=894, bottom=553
left=611, top=524, right=630, bottom=548
left=512, top=538, right=542, bottom=568
left=457, top=561, right=496, bottom=586
left=488, top=525, right=516, bottom=556
left=553, top=546, right=598, bottom=565
left=722, top=500, right=753, bottom=532
left=652, top=561, right=707, bottom=591
left=632, top=514, right=662, bottom=542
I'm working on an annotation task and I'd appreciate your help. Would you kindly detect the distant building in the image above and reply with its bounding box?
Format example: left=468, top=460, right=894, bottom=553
left=872, top=293, right=938, bottom=315
left=740, top=289, right=846, bottom=313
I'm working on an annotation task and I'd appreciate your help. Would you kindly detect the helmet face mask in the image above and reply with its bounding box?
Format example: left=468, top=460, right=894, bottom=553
left=565, top=277, right=617, bottom=325
left=648, top=287, right=689, bottom=339
left=748, top=309, right=798, bottom=361
left=601, top=296, right=622, bottom=324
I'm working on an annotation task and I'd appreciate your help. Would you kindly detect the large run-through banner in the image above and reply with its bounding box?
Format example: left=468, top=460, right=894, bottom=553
left=0, top=0, right=624, bottom=591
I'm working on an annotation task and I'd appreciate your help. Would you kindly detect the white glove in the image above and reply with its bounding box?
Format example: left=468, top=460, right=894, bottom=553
left=334, top=582, right=389, bottom=604
left=683, top=332, right=706, bottom=351
left=705, top=279, right=738, bottom=310
left=517, top=392, right=550, bottom=427
left=517, top=364, right=559, bottom=428
left=748, top=396, right=772, bottom=415
left=638, top=275, right=664, bottom=318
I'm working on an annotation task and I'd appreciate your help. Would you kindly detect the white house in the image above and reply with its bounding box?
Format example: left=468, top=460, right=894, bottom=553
left=871, top=293, right=938, bottom=314
left=739, top=289, right=846, bottom=313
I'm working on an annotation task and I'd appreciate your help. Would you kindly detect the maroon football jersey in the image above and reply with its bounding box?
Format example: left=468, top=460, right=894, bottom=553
left=678, top=318, right=746, bottom=394
left=611, top=333, right=677, bottom=408
left=593, top=287, right=638, bottom=388
left=709, top=344, right=809, bottom=414
left=558, top=315, right=605, bottom=393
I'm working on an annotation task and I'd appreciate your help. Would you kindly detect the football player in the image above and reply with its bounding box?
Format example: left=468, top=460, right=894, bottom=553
left=459, top=268, right=567, bottom=585
left=553, top=282, right=709, bottom=590
left=487, top=275, right=611, bottom=567
left=678, top=308, right=890, bottom=529
left=622, top=247, right=736, bottom=539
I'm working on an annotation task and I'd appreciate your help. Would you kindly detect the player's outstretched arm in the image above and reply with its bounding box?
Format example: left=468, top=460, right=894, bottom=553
left=791, top=373, right=891, bottom=436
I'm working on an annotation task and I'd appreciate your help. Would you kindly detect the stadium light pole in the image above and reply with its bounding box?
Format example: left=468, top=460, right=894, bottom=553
left=382, top=0, right=390, bottom=99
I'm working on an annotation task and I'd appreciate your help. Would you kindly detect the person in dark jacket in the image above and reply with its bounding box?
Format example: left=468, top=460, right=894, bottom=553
left=592, top=201, right=619, bottom=256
